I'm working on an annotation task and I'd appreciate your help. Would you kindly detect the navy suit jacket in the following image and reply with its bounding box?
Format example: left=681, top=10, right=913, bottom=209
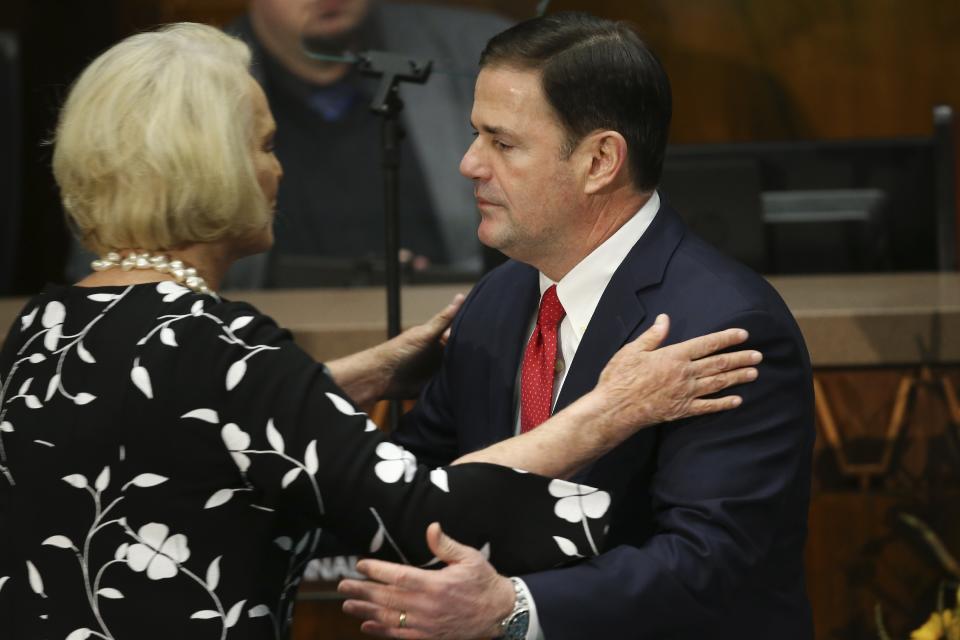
left=394, top=204, right=814, bottom=639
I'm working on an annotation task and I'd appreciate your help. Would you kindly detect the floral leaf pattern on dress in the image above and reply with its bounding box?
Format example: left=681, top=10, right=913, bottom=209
left=225, top=600, right=246, bottom=628
left=133, top=285, right=276, bottom=399
left=77, top=342, right=96, bottom=364
left=265, top=420, right=285, bottom=454
left=552, top=535, right=583, bottom=558
left=74, top=392, right=96, bottom=405
left=35, top=445, right=200, bottom=640
left=212, top=416, right=325, bottom=517
left=44, top=375, right=59, bottom=402
left=204, top=489, right=234, bottom=510
left=304, top=441, right=319, bottom=475
left=374, top=442, right=417, bottom=484
left=157, top=281, right=190, bottom=303
left=549, top=480, right=611, bottom=521
left=429, top=468, right=450, bottom=493
left=62, top=474, right=88, bottom=489
left=41, top=301, right=65, bottom=328
left=126, top=473, right=168, bottom=489
left=1, top=284, right=615, bottom=639
left=20, top=306, right=38, bottom=331
left=41, top=535, right=76, bottom=550
left=130, top=360, right=153, bottom=399
left=548, top=479, right=610, bottom=555
left=95, top=466, right=111, bottom=493
left=369, top=526, right=385, bottom=553
left=126, top=523, right=191, bottom=580
left=191, top=610, right=220, bottom=620
left=229, top=316, right=254, bottom=332
left=119, top=518, right=239, bottom=639
left=0, top=290, right=128, bottom=480
left=41, top=301, right=65, bottom=351
left=248, top=604, right=270, bottom=618
left=160, top=327, right=178, bottom=347
left=225, top=361, right=247, bottom=391
left=280, top=467, right=302, bottom=489
left=26, top=560, right=46, bottom=598
left=220, top=423, right=251, bottom=474
left=366, top=508, right=409, bottom=564
left=206, top=556, right=222, bottom=591
left=325, top=392, right=378, bottom=432
left=182, top=408, right=219, bottom=424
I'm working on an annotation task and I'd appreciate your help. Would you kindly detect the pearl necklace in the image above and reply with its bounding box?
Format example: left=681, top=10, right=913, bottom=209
left=91, top=251, right=213, bottom=295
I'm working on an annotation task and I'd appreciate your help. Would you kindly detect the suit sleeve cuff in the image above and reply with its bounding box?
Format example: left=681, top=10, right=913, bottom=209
left=514, top=578, right=545, bottom=640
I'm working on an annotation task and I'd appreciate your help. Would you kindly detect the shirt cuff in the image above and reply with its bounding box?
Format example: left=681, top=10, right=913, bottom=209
left=514, top=577, right=545, bottom=640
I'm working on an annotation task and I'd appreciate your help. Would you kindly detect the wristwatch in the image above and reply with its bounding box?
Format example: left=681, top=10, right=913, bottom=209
left=497, top=577, right=530, bottom=639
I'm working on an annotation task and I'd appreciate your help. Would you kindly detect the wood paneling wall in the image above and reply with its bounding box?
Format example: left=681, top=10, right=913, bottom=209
left=549, top=0, right=960, bottom=144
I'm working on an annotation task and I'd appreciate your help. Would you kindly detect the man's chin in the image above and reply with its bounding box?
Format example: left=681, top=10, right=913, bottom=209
left=477, top=225, right=511, bottom=255
left=300, top=7, right=371, bottom=54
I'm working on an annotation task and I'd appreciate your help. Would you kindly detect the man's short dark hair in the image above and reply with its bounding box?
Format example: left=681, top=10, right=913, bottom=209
left=480, top=12, right=672, bottom=191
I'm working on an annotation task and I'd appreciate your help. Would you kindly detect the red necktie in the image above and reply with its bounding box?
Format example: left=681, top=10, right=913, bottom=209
left=520, top=285, right=567, bottom=433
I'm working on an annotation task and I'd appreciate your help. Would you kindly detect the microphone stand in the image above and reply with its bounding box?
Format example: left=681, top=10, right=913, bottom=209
left=356, top=50, right=433, bottom=428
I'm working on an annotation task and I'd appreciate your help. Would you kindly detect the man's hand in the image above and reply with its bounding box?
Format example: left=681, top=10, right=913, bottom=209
left=339, top=523, right=515, bottom=639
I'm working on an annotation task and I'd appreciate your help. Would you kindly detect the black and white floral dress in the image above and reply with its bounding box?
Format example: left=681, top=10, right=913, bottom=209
left=0, top=283, right=611, bottom=640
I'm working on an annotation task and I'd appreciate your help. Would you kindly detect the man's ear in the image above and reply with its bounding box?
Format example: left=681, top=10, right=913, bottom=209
left=580, top=130, right=629, bottom=195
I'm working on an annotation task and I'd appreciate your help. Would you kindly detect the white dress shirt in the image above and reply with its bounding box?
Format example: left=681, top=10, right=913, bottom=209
left=511, top=192, right=660, bottom=639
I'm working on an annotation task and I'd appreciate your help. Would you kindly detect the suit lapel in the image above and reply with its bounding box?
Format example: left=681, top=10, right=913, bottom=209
left=486, top=263, right=540, bottom=442
left=554, top=270, right=646, bottom=414
left=555, top=205, right=687, bottom=414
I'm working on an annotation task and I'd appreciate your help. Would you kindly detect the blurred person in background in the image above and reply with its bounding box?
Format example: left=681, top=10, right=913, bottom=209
left=66, top=1, right=512, bottom=287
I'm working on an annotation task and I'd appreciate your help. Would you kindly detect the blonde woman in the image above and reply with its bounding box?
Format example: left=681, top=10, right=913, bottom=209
left=0, top=23, right=758, bottom=639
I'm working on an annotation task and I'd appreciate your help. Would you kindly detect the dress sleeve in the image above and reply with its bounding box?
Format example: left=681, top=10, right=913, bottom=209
left=183, top=302, right=610, bottom=575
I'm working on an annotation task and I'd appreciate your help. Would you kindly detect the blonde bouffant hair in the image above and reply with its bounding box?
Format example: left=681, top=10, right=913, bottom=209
left=53, top=22, right=270, bottom=255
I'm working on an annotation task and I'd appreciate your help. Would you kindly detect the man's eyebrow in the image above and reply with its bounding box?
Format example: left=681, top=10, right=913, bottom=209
left=471, top=122, right=515, bottom=137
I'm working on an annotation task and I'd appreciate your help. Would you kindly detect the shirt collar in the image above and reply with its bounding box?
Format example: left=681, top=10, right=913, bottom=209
left=539, top=191, right=661, bottom=340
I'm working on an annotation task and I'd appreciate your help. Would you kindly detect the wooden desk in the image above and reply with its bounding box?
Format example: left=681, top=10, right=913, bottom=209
left=4, top=273, right=957, bottom=366
left=240, top=273, right=960, bottom=367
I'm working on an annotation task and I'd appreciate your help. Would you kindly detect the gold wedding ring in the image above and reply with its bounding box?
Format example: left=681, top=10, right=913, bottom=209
left=399, top=610, right=407, bottom=628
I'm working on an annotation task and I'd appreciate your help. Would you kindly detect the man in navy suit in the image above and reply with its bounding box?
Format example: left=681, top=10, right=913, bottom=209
left=339, top=12, right=814, bottom=639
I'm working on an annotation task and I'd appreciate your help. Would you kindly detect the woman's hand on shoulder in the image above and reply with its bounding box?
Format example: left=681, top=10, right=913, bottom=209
left=596, top=314, right=761, bottom=429
left=378, top=294, right=465, bottom=399
left=326, top=295, right=464, bottom=405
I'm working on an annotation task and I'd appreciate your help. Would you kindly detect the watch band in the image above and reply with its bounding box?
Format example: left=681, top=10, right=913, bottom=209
left=497, top=577, right=530, bottom=640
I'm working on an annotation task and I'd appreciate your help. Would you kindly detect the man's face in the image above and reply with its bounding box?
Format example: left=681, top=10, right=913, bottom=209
left=250, top=0, right=372, bottom=44
left=460, top=66, right=582, bottom=267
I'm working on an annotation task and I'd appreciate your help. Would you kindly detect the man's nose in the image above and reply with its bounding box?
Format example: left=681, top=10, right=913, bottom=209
left=459, top=138, right=488, bottom=181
